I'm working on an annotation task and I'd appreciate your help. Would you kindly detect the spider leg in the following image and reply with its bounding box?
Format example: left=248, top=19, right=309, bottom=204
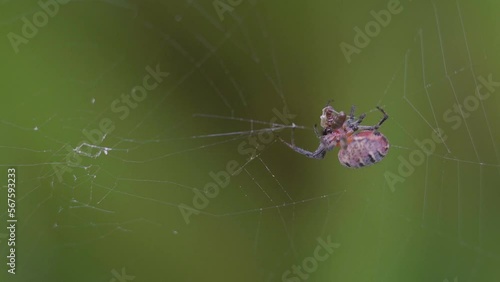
left=356, top=106, right=389, bottom=131
left=349, top=105, right=356, bottom=119
left=311, top=147, right=328, bottom=159
left=348, top=113, right=366, bottom=131
left=348, top=105, right=367, bottom=128
left=375, top=106, right=389, bottom=127
left=345, top=105, right=366, bottom=131
left=278, top=136, right=327, bottom=159
left=356, top=113, right=367, bottom=124
left=313, top=124, right=323, bottom=138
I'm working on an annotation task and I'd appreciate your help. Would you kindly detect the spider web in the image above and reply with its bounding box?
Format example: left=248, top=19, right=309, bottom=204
left=0, top=0, right=499, bottom=281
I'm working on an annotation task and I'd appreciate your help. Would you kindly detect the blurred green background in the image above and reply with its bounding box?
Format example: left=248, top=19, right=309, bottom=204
left=1, top=0, right=500, bottom=281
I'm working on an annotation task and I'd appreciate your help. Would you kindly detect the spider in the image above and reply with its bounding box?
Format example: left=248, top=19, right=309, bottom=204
left=280, top=102, right=389, bottom=168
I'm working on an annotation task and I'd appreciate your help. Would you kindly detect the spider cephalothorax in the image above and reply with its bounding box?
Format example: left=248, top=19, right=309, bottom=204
left=280, top=102, right=389, bottom=168
left=320, top=105, right=346, bottom=132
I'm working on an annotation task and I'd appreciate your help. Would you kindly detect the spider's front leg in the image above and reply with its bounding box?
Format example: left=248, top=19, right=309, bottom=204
left=278, top=134, right=327, bottom=159
left=282, top=140, right=327, bottom=159
left=313, top=124, right=322, bottom=138
left=314, top=124, right=332, bottom=138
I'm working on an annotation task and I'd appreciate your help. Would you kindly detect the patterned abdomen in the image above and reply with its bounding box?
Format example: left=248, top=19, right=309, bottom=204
left=338, top=131, right=389, bottom=168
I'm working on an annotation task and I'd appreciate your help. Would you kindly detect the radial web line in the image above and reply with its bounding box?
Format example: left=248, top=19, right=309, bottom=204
left=432, top=2, right=480, bottom=161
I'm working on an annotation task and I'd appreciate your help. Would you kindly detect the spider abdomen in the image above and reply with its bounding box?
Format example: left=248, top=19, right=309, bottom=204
left=338, top=131, right=389, bottom=168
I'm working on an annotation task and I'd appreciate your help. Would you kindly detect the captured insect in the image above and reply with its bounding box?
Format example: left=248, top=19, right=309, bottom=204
left=279, top=102, right=389, bottom=168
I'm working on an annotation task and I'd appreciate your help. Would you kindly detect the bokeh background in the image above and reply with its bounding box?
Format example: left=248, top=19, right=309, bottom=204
left=1, top=0, right=500, bottom=281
